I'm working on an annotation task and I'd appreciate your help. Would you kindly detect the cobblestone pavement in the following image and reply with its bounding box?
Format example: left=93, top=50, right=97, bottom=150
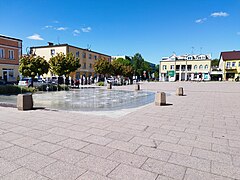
left=0, top=82, right=240, bottom=180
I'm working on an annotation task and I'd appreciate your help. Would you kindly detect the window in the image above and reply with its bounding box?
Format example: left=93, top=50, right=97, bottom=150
left=89, top=63, right=92, bottom=68
left=76, top=51, right=79, bottom=57
left=187, top=56, right=192, bottom=60
left=82, top=52, right=86, bottom=58
left=198, top=56, right=202, bottom=60
left=226, top=62, right=230, bottom=68
left=50, top=49, right=55, bottom=56
left=89, top=54, right=92, bottom=59
left=194, top=65, right=198, bottom=69
left=170, top=65, right=174, bottom=70
left=199, top=65, right=203, bottom=69
left=205, top=65, right=208, bottom=69
left=163, top=65, right=167, bottom=70
left=232, top=62, right=236, bottom=67
left=94, top=55, right=97, bottom=60
left=83, top=63, right=86, bottom=69
left=8, top=50, right=14, bottom=59
left=0, top=48, right=4, bottom=58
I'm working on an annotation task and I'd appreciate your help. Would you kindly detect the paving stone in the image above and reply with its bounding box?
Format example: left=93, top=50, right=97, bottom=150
left=130, top=136, right=158, bottom=147
left=14, top=152, right=56, bottom=171
left=8, top=126, right=32, bottom=134
left=30, top=142, right=63, bottom=155
left=150, top=133, right=180, bottom=144
left=196, top=135, right=228, bottom=146
left=134, top=146, right=171, bottom=162
left=0, top=158, right=20, bottom=176
left=83, top=135, right=113, bottom=146
left=76, top=171, right=112, bottom=180
left=38, top=161, right=86, bottom=180
left=67, top=125, right=91, bottom=132
left=0, top=132, right=24, bottom=141
left=157, top=142, right=192, bottom=155
left=107, top=150, right=147, bottom=167
left=141, top=158, right=186, bottom=180
left=10, top=137, right=41, bottom=148
left=22, top=129, right=49, bottom=138
left=211, top=161, right=240, bottom=179
left=232, top=155, right=240, bottom=167
left=39, top=134, right=68, bottom=143
left=86, top=128, right=111, bottom=136
left=156, top=175, right=174, bottom=180
left=168, top=131, right=196, bottom=140
left=107, top=140, right=140, bottom=153
left=0, top=146, right=32, bottom=161
left=178, top=138, right=211, bottom=150
left=0, top=123, right=18, bottom=130
left=192, top=148, right=232, bottom=165
left=108, top=164, right=157, bottom=180
left=50, top=148, right=88, bottom=164
left=184, top=168, right=232, bottom=180
left=76, top=155, right=119, bottom=176
left=0, top=140, right=13, bottom=150
left=1, top=167, right=38, bottom=180
left=161, top=125, right=186, bottom=132
left=212, top=143, right=240, bottom=155
left=185, top=128, right=213, bottom=136
left=168, top=153, right=211, bottom=172
left=105, top=132, right=133, bottom=142
left=57, top=138, right=89, bottom=150
left=80, top=144, right=116, bottom=158
left=229, top=139, right=240, bottom=148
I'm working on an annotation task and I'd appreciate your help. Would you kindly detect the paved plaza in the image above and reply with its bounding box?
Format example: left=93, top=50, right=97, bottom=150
left=0, top=82, right=240, bottom=180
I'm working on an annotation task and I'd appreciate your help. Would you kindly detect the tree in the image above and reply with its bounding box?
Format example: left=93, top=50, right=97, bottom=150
left=19, top=55, right=49, bottom=87
left=154, top=64, right=160, bottom=79
left=132, top=53, right=145, bottom=79
left=94, top=58, right=112, bottom=76
left=211, top=59, right=219, bottom=67
left=111, top=58, right=132, bottom=77
left=49, top=52, right=81, bottom=77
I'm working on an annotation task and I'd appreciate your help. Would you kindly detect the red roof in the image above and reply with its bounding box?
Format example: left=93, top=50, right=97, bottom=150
left=221, top=51, right=240, bottom=60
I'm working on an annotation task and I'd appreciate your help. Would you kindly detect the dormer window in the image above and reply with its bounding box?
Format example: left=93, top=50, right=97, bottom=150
left=187, top=56, right=192, bottom=60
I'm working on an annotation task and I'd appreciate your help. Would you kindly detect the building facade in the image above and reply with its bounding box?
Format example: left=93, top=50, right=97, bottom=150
left=0, top=35, right=22, bottom=82
left=159, top=54, right=211, bottom=81
left=219, top=51, right=240, bottom=81
left=30, top=43, right=111, bottom=79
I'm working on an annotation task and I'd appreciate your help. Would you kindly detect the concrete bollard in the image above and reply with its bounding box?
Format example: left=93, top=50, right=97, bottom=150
left=155, top=92, right=166, bottom=106
left=17, top=94, right=33, bottom=111
left=107, top=82, right=112, bottom=89
left=176, top=87, right=184, bottom=96
left=135, top=83, right=140, bottom=91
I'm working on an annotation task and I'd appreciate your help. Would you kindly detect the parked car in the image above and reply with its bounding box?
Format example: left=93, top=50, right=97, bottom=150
left=18, top=78, right=46, bottom=87
left=0, top=79, right=6, bottom=85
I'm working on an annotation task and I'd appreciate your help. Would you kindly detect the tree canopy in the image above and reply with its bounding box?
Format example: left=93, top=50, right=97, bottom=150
left=19, top=55, right=49, bottom=86
left=94, top=58, right=112, bottom=76
left=211, top=59, right=219, bottom=67
left=111, top=58, right=133, bottom=77
left=49, top=52, right=81, bottom=77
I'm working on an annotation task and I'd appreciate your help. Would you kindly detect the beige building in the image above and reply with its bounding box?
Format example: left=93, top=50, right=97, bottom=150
left=30, top=43, right=111, bottom=79
left=0, top=35, right=22, bottom=82
left=159, top=54, right=212, bottom=81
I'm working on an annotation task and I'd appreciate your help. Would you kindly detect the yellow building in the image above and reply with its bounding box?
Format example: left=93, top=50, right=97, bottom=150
left=219, top=51, right=240, bottom=81
left=159, top=54, right=211, bottom=81
left=30, top=43, right=111, bottom=79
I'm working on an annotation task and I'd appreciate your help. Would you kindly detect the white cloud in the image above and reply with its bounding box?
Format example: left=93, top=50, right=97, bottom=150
left=27, top=34, right=44, bottom=40
left=195, top=18, right=207, bottom=24
left=211, top=12, right=229, bottom=17
left=73, top=29, right=80, bottom=36
left=55, top=27, right=67, bottom=31
left=53, top=20, right=59, bottom=23
left=43, top=25, right=53, bottom=29
left=81, top=27, right=92, bottom=33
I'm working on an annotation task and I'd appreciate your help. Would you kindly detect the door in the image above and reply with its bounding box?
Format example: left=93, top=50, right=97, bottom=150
left=3, top=71, right=7, bottom=82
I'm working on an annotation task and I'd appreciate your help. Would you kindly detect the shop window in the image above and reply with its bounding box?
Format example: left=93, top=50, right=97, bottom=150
left=194, top=65, right=198, bottom=69
left=205, top=65, right=208, bottom=69
left=199, top=65, right=203, bottom=69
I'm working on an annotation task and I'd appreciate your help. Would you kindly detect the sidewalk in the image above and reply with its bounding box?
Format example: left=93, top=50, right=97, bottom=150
left=0, top=82, right=239, bottom=180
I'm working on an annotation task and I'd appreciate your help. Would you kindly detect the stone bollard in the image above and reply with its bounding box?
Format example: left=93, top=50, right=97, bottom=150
left=155, top=92, right=166, bottom=106
left=135, top=83, right=140, bottom=91
left=107, top=82, right=112, bottom=89
left=176, top=87, right=184, bottom=96
left=17, top=94, right=33, bottom=111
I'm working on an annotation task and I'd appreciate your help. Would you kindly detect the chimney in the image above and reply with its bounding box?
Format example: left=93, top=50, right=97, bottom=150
left=48, top=42, right=54, bottom=46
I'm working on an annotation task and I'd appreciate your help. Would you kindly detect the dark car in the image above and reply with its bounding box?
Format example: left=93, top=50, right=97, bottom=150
left=0, top=79, right=7, bottom=85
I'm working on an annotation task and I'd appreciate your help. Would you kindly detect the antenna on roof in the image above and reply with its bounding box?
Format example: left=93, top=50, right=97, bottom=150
left=191, top=47, right=195, bottom=54
left=87, top=44, right=91, bottom=51
left=57, top=36, right=60, bottom=44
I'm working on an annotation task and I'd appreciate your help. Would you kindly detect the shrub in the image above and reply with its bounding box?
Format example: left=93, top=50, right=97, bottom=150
left=0, top=85, right=36, bottom=95
left=37, top=84, right=69, bottom=91
left=97, top=82, right=105, bottom=86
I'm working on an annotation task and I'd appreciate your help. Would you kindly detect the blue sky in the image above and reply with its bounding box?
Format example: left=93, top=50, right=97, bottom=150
left=0, top=0, right=239, bottom=64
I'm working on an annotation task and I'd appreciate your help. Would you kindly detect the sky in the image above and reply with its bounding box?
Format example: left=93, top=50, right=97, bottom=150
left=0, top=0, right=239, bottom=64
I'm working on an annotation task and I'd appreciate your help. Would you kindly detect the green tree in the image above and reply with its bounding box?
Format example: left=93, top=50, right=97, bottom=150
left=111, top=58, right=132, bottom=76
left=19, top=55, right=49, bottom=87
left=211, top=59, right=219, bottom=67
left=132, top=53, right=144, bottom=78
left=94, top=58, right=112, bottom=76
left=154, top=64, right=160, bottom=79
left=49, top=52, right=81, bottom=77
